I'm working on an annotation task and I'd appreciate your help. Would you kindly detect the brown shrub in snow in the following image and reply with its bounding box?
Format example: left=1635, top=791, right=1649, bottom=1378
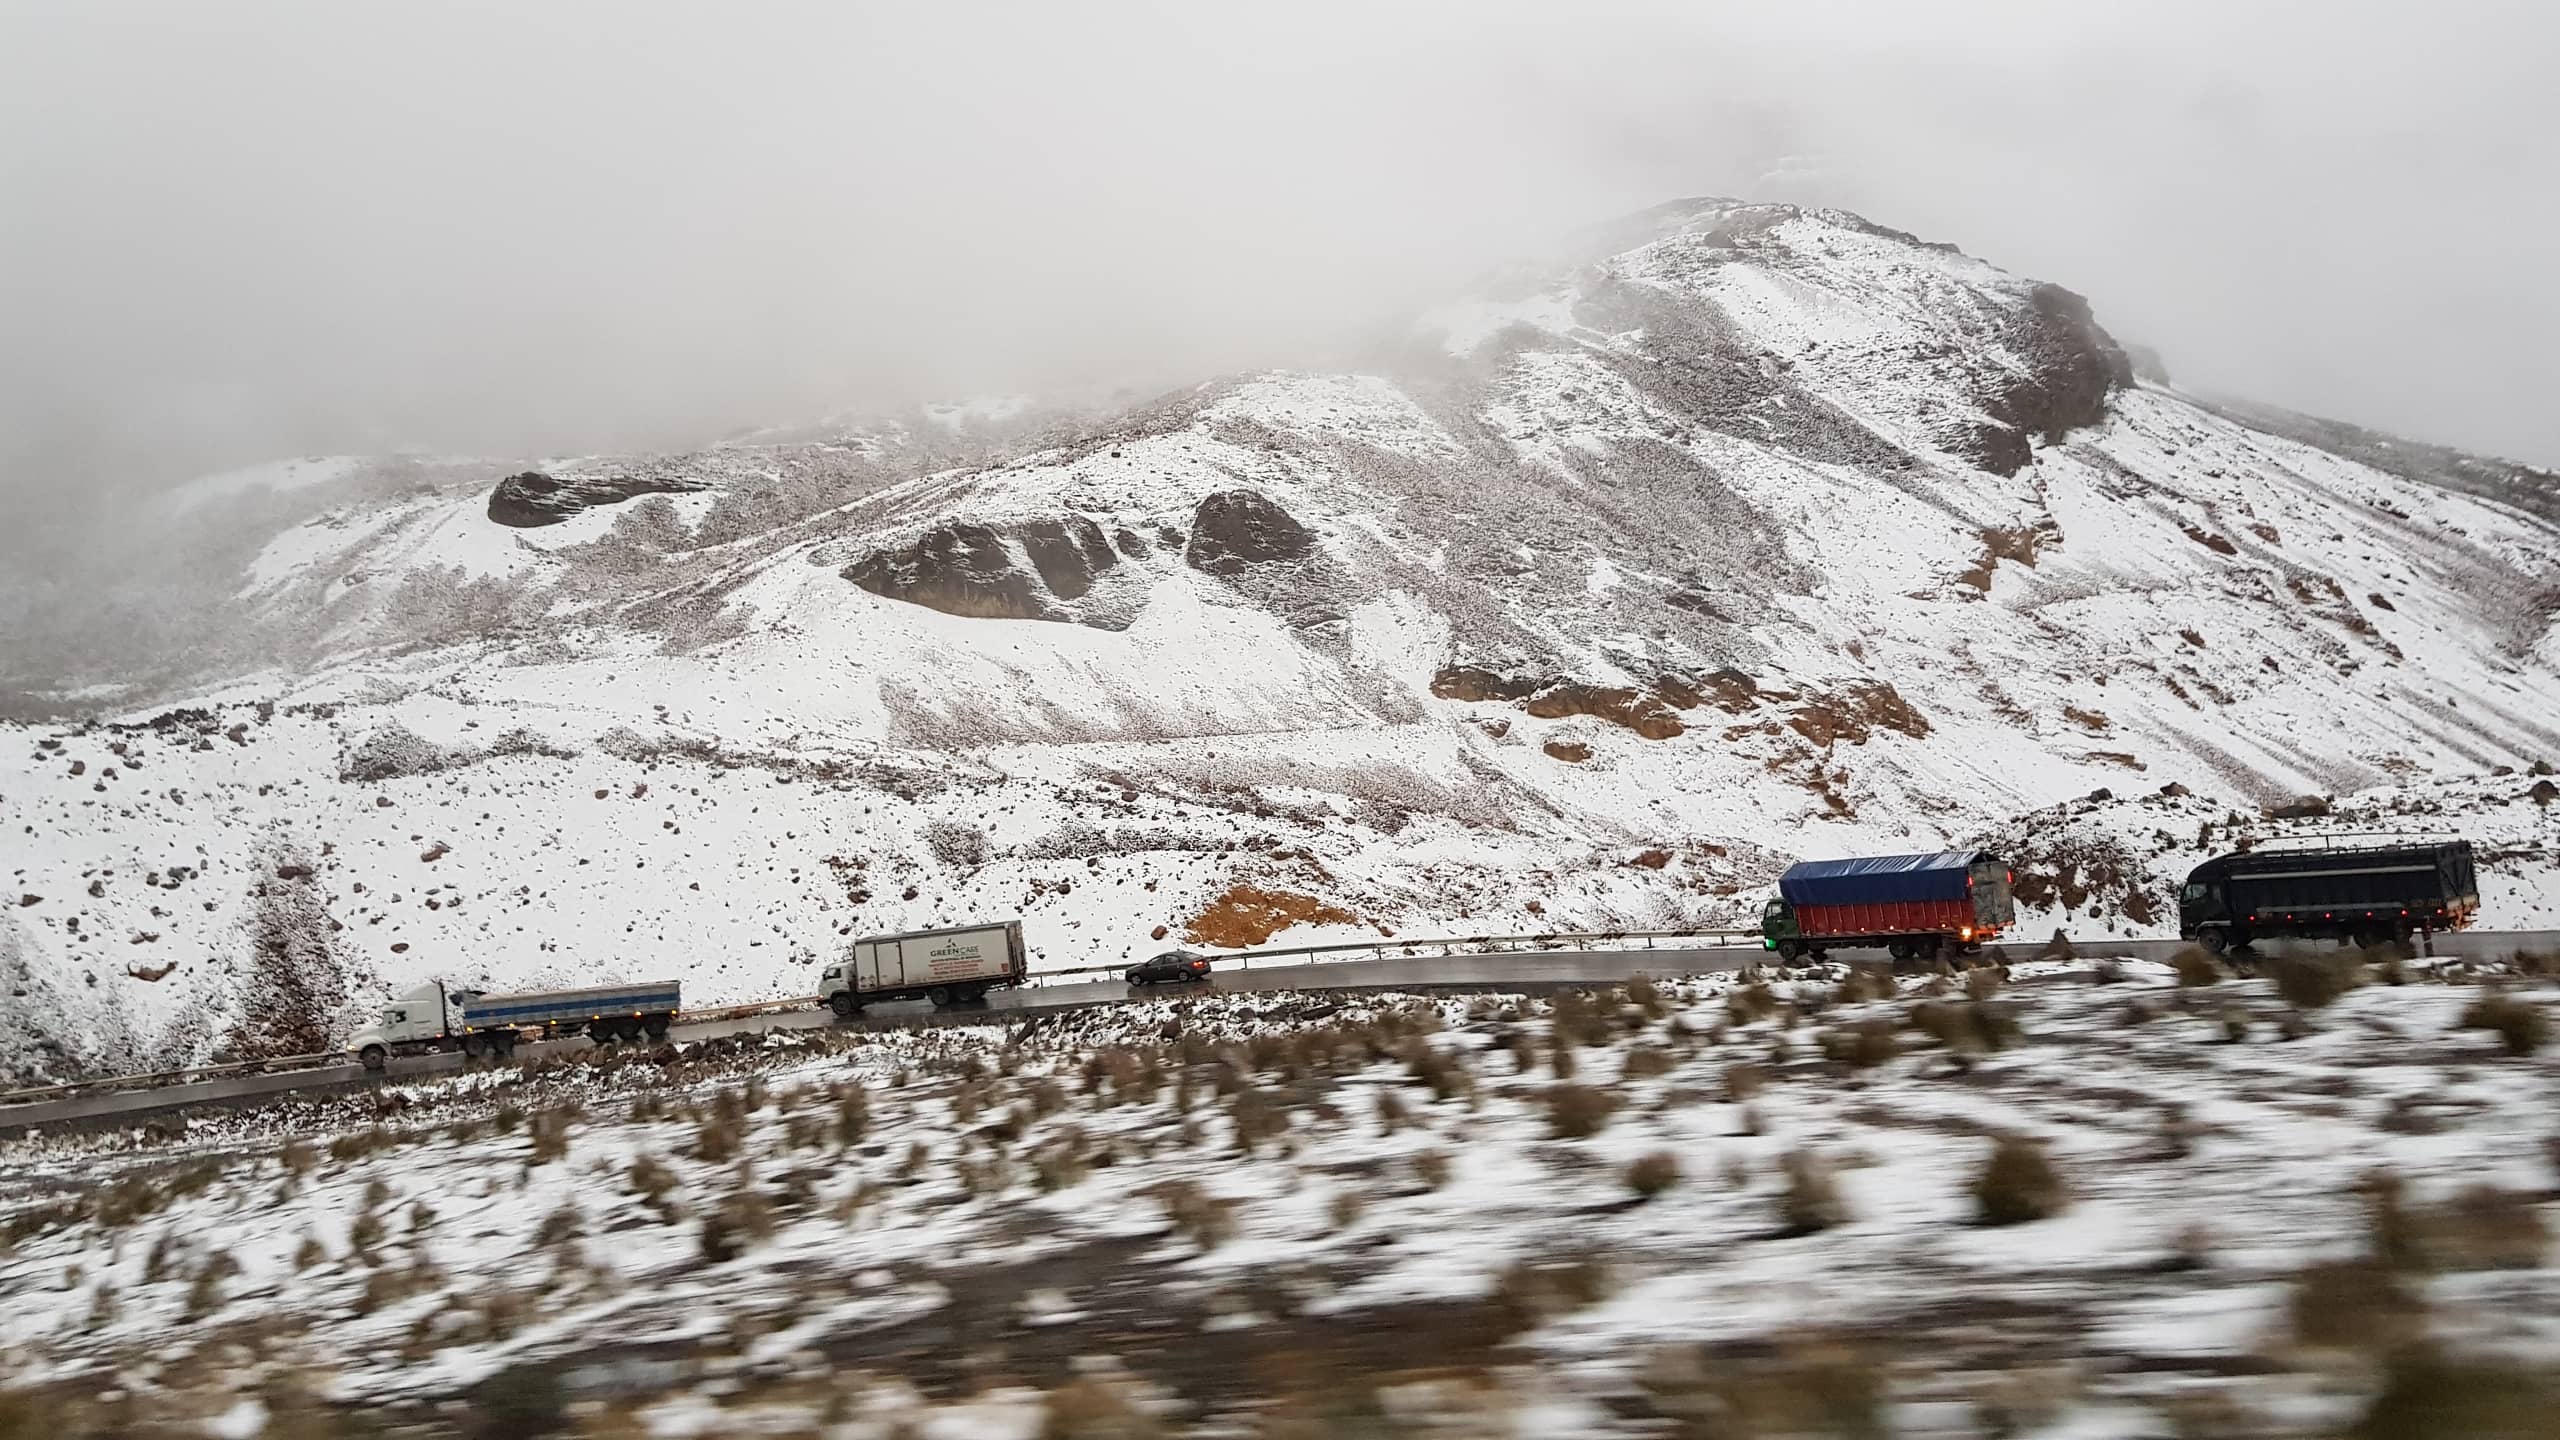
left=2417, top=1185, right=2550, bottom=1272
left=1626, top=976, right=1670, bottom=1019
left=1638, top=1337, right=1884, bottom=1440
left=1229, top=1085, right=1289, bottom=1155
left=1971, top=1135, right=2069, bottom=1226
left=2459, top=991, right=2549, bottom=1056
left=1402, top=1040, right=1473, bottom=1102
left=526, top=1106, right=576, bottom=1166
left=1038, top=1374, right=1166, bottom=1440
left=1160, top=1180, right=1236, bottom=1251
left=2290, top=1258, right=2424, bottom=1352
left=1492, top=1256, right=1612, bottom=1335
left=690, top=1107, right=741, bottom=1164
left=2268, top=951, right=2361, bottom=1010
left=2355, top=1346, right=2559, bottom=1440
left=1780, top=1150, right=1848, bottom=1235
left=1621, top=1044, right=1676, bottom=1080
left=1831, top=966, right=1894, bottom=1005
left=1723, top=1062, right=1767, bottom=1102
left=832, top=1084, right=871, bottom=1147
left=180, top=1248, right=241, bottom=1322
left=1373, top=1087, right=1412, bottom=1135
left=2169, top=947, right=2220, bottom=987
left=1032, top=1130, right=1094, bottom=1194
left=1545, top=1084, right=1617, bottom=1139
left=328, top=1127, right=401, bottom=1164
left=1819, top=1019, right=1897, bottom=1069
left=1549, top=990, right=1615, bottom=1047
left=1627, top=1151, right=1682, bottom=1201
left=1328, top=1190, right=1366, bottom=1232
left=1412, top=1149, right=1452, bottom=1192
left=1727, top=982, right=1779, bottom=1025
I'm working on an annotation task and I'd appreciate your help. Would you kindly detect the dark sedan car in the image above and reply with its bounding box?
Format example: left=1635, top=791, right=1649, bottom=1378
left=1125, top=950, right=1213, bottom=986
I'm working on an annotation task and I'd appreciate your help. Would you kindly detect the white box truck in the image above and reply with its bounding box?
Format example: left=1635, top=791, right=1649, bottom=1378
left=347, top=979, right=682, bottom=1071
left=820, top=920, right=1027, bottom=1016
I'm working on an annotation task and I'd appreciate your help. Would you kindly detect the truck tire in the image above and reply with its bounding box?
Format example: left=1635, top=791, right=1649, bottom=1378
left=927, top=986, right=954, bottom=1008
left=644, top=1013, right=671, bottom=1040
left=360, top=1045, right=388, bottom=1074
left=828, top=992, right=859, bottom=1020
left=1775, top=938, right=1803, bottom=961
left=461, top=1033, right=487, bottom=1059
left=489, top=1031, right=517, bottom=1060
left=1887, top=940, right=1914, bottom=963
left=2198, top=928, right=2228, bottom=957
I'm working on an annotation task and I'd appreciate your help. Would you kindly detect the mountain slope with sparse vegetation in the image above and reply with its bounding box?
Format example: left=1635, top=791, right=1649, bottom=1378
left=9, top=198, right=2560, bottom=1082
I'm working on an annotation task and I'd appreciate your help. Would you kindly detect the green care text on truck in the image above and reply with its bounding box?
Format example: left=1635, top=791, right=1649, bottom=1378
left=821, top=919, right=1029, bottom=1016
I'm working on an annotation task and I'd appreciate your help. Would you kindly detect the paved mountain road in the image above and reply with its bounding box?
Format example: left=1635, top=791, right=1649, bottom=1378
left=6, top=931, right=2550, bottom=1135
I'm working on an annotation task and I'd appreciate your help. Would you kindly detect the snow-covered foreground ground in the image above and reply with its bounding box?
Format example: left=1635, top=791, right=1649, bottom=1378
left=3, top=955, right=2555, bottom=1436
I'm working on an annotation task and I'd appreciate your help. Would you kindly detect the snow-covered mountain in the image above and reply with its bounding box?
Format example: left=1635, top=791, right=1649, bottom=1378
left=9, top=197, right=2560, bottom=1082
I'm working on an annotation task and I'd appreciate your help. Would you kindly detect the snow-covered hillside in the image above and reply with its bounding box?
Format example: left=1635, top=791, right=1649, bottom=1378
left=9, top=197, right=2560, bottom=1082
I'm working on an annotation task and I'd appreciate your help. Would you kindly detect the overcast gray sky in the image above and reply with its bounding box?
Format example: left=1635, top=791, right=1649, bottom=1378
left=4, top=0, right=2555, bottom=528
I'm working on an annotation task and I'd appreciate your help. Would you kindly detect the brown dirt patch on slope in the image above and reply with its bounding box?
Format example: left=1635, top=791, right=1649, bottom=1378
left=1184, top=885, right=1361, bottom=948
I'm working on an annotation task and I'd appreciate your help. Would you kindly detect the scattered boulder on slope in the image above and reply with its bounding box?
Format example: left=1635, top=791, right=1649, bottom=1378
left=487, top=471, right=710, bottom=528
left=1185, top=490, right=1316, bottom=575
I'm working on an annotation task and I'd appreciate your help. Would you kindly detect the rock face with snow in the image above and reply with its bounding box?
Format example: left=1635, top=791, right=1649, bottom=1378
left=487, top=470, right=712, bottom=527
left=7, top=197, right=2560, bottom=1082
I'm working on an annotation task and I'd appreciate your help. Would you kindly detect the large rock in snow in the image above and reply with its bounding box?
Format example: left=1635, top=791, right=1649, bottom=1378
left=488, top=470, right=709, bottom=528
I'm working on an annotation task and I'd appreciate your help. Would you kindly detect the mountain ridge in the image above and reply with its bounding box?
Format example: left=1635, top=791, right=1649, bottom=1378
left=8, top=197, right=2560, bottom=1083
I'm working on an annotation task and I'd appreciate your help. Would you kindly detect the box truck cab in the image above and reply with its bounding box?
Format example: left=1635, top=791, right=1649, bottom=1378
left=822, top=919, right=1029, bottom=1017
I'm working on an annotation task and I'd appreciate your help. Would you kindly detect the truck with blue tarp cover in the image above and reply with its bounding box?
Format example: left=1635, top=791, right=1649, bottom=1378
left=1761, top=850, right=2015, bottom=962
left=347, top=979, right=682, bottom=1071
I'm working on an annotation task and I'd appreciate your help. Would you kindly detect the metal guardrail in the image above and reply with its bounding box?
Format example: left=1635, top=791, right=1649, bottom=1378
left=0, top=927, right=1759, bottom=1110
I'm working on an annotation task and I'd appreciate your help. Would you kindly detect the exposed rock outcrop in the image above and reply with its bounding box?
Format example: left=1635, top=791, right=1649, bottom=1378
left=1960, top=284, right=2135, bottom=476
left=843, top=523, right=1051, bottom=621
left=1017, top=516, right=1120, bottom=602
left=487, top=471, right=709, bottom=528
left=1431, top=668, right=1686, bottom=739
left=1185, top=490, right=1317, bottom=575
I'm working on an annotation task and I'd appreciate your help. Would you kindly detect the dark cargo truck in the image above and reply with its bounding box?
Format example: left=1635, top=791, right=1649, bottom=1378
left=2178, top=838, right=2477, bottom=954
left=1762, top=850, right=2016, bottom=963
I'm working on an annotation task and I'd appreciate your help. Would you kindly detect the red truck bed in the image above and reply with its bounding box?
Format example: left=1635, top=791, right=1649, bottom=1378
left=1795, top=898, right=1982, bottom=939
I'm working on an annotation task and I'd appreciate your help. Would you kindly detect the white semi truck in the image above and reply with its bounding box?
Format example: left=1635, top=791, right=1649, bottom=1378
left=819, top=919, right=1028, bottom=1016
left=347, top=979, right=682, bottom=1072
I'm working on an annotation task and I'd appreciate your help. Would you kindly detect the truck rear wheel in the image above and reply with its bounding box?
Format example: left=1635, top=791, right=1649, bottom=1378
left=927, top=986, right=954, bottom=1008
left=644, top=1013, right=671, bottom=1040
left=1887, top=940, right=1914, bottom=963
left=461, top=1034, right=487, bottom=1059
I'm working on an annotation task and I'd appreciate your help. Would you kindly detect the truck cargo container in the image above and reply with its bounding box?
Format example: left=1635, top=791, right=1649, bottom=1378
left=348, top=979, right=681, bottom=1072
left=1762, top=851, right=2014, bottom=962
left=2178, top=838, right=2477, bottom=954
left=819, top=919, right=1028, bottom=1016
